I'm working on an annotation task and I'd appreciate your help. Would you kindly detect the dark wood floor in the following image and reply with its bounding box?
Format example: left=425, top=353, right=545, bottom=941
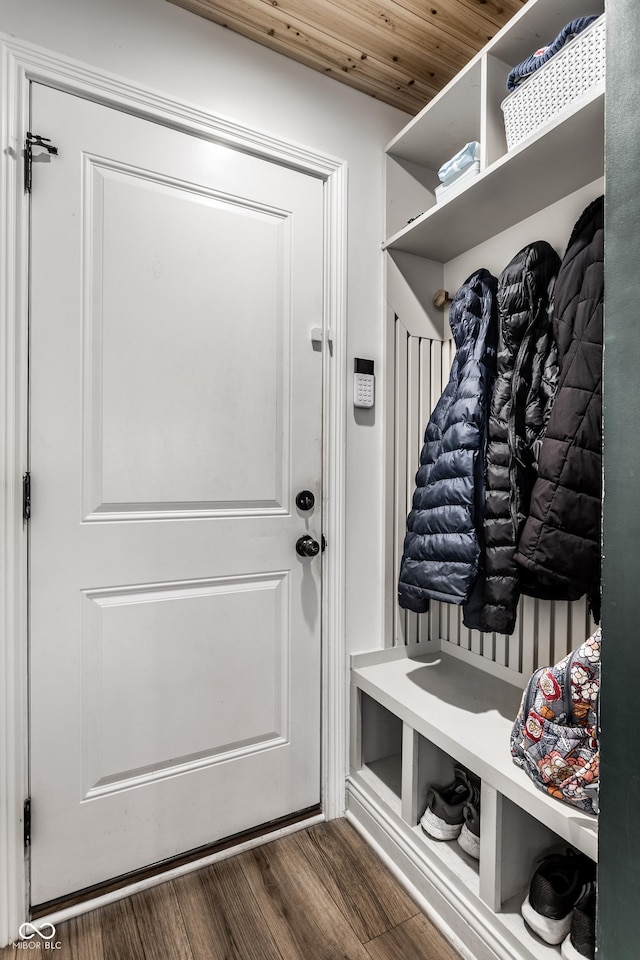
left=2, top=819, right=461, bottom=960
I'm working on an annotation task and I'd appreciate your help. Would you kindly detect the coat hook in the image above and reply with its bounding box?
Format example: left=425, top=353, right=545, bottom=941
left=433, top=289, right=452, bottom=309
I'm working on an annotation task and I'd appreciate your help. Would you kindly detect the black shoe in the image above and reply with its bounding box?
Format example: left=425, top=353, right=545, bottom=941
left=521, top=852, right=595, bottom=945
left=561, top=882, right=596, bottom=960
left=420, top=767, right=475, bottom=841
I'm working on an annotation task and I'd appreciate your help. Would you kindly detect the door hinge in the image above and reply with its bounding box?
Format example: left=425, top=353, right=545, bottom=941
left=23, top=472, right=31, bottom=522
left=24, top=132, right=58, bottom=194
left=23, top=798, right=31, bottom=849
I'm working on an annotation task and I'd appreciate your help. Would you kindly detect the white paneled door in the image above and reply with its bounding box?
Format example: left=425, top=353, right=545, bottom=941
left=28, top=84, right=324, bottom=905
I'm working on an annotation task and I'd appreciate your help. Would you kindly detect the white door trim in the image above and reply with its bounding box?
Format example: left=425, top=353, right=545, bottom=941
left=0, top=33, right=347, bottom=945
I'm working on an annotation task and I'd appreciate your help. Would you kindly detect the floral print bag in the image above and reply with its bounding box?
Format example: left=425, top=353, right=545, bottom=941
left=510, top=628, right=600, bottom=815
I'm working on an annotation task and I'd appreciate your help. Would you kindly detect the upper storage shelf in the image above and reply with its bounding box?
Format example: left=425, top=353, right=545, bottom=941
left=384, top=0, right=605, bottom=262
left=384, top=89, right=603, bottom=262
left=387, top=58, right=482, bottom=175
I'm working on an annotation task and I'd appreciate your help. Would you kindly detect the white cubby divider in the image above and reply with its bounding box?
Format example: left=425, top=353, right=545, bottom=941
left=480, top=54, right=511, bottom=169
left=402, top=727, right=456, bottom=828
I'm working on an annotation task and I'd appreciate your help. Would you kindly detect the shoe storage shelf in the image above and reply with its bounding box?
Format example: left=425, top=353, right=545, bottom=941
left=349, top=3, right=603, bottom=956
left=348, top=644, right=598, bottom=960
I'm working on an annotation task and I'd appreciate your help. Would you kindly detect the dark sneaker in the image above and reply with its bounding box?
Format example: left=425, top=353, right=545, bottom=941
left=420, top=767, right=475, bottom=841
left=457, top=793, right=480, bottom=859
left=561, top=882, right=596, bottom=960
left=521, top=852, right=596, bottom=945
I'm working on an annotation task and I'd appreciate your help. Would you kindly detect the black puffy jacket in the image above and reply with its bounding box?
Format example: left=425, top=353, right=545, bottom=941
left=472, top=241, right=561, bottom=635
left=515, top=196, right=604, bottom=619
left=398, top=269, right=498, bottom=613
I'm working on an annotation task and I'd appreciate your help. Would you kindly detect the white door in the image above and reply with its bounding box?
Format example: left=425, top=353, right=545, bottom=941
left=28, top=84, right=324, bottom=906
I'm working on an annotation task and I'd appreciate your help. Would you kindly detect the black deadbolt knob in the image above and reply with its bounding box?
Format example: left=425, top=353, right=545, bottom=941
left=296, top=490, right=315, bottom=511
left=296, top=535, right=320, bottom=558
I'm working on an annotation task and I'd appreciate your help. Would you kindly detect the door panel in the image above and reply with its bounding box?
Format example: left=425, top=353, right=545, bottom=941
left=90, top=162, right=289, bottom=512
left=29, top=84, right=324, bottom=905
left=80, top=574, right=289, bottom=798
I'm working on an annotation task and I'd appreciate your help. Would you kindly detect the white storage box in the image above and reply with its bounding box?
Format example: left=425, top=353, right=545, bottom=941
left=435, top=160, right=480, bottom=202
left=501, top=14, right=605, bottom=151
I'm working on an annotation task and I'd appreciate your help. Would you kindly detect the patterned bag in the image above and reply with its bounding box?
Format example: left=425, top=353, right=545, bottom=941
left=510, top=628, right=600, bottom=815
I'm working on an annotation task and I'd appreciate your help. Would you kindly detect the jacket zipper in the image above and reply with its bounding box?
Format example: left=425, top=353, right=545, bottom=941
left=523, top=666, right=545, bottom=717
left=507, top=283, right=539, bottom=531
left=564, top=653, right=576, bottom=725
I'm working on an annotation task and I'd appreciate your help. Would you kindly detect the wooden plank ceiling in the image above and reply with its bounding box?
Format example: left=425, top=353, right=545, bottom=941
left=168, top=0, right=527, bottom=114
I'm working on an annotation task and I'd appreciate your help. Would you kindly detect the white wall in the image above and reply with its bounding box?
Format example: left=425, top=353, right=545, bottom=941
left=1, top=0, right=409, bottom=654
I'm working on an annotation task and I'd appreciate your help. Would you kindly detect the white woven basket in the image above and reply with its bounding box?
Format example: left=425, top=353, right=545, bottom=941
left=501, top=14, right=605, bottom=151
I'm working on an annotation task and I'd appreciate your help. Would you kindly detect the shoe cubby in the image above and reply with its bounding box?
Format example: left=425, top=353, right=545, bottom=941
left=488, top=793, right=595, bottom=958
left=348, top=643, right=598, bottom=960
left=494, top=794, right=571, bottom=912
left=352, top=689, right=403, bottom=815
left=408, top=731, right=481, bottom=894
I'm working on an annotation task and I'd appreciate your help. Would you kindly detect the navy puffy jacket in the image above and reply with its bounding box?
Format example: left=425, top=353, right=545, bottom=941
left=398, top=269, right=498, bottom=613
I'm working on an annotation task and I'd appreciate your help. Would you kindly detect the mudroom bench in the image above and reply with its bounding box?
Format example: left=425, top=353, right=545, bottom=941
left=347, top=644, right=597, bottom=960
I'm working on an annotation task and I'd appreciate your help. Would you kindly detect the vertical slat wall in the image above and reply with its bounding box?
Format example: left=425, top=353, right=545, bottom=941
left=390, top=315, right=595, bottom=677
left=393, top=317, right=448, bottom=647
left=393, top=320, right=409, bottom=646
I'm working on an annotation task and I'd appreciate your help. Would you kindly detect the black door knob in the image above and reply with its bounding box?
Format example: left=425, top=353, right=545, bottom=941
left=296, top=490, right=315, bottom=511
left=296, top=535, right=320, bottom=558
